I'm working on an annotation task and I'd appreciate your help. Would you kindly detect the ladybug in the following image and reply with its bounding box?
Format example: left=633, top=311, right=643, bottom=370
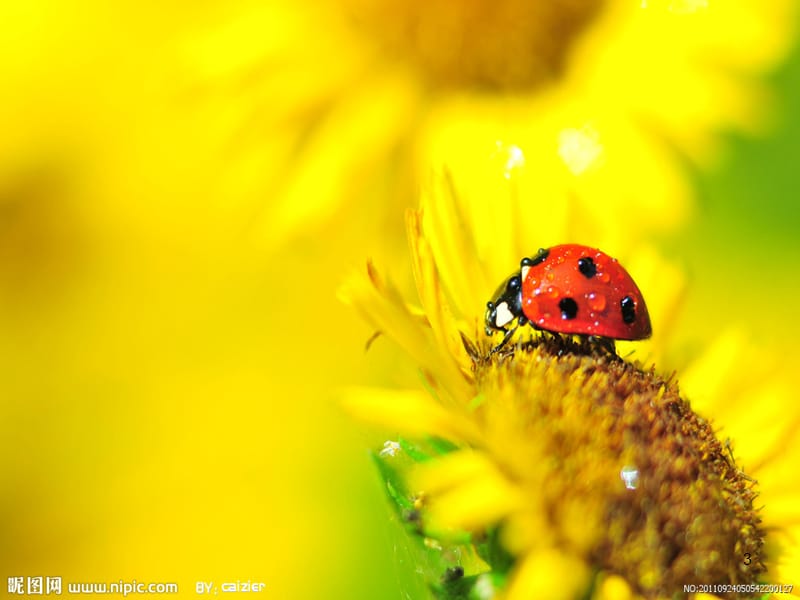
left=485, top=244, right=651, bottom=346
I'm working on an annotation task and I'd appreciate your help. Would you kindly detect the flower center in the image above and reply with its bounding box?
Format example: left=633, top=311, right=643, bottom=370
left=345, top=0, right=606, bottom=91
left=475, top=337, right=765, bottom=596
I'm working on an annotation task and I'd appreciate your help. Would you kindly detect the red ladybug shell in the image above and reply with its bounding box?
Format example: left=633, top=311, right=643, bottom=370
left=520, top=244, right=651, bottom=340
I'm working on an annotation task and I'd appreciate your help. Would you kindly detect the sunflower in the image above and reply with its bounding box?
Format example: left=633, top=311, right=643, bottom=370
left=176, top=0, right=796, bottom=250
left=340, top=171, right=800, bottom=599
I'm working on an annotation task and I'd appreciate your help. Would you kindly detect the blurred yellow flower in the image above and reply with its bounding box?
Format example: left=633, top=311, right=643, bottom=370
left=170, top=0, right=795, bottom=248
left=341, top=172, right=800, bottom=599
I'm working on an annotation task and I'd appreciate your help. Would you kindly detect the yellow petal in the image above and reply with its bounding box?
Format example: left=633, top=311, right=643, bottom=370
left=341, top=386, right=478, bottom=442
left=415, top=450, right=522, bottom=531
left=504, top=550, right=589, bottom=600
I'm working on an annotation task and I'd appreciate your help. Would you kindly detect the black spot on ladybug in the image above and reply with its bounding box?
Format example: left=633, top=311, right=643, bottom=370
left=522, top=248, right=550, bottom=268
left=578, top=257, right=597, bottom=279
left=620, top=296, right=636, bottom=324
left=559, top=297, right=578, bottom=320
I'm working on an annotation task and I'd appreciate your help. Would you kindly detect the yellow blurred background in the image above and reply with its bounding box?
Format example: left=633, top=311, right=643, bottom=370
left=0, top=3, right=408, bottom=597
left=1, top=1, right=799, bottom=599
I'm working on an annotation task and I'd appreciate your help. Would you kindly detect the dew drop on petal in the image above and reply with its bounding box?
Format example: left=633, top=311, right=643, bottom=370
left=557, top=124, right=604, bottom=175
left=620, top=465, right=639, bottom=490
left=380, top=440, right=401, bottom=457
left=494, top=141, right=526, bottom=180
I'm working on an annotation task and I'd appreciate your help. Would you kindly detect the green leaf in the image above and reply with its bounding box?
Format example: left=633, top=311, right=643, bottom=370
left=370, top=450, right=415, bottom=514
left=399, top=437, right=435, bottom=462
left=427, top=436, right=459, bottom=456
left=474, top=527, right=513, bottom=574
left=371, top=441, right=498, bottom=599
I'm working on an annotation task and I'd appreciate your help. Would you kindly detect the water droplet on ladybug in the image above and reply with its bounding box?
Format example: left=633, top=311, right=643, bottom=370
left=587, top=292, right=607, bottom=311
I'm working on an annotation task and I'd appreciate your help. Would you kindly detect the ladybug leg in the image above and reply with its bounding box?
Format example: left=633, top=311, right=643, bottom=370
left=590, top=336, right=617, bottom=357
left=489, top=313, right=531, bottom=355
left=489, top=326, right=518, bottom=356
left=553, top=332, right=570, bottom=356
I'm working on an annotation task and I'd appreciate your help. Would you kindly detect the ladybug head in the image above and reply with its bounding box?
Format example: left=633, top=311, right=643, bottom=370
left=485, top=272, right=523, bottom=335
